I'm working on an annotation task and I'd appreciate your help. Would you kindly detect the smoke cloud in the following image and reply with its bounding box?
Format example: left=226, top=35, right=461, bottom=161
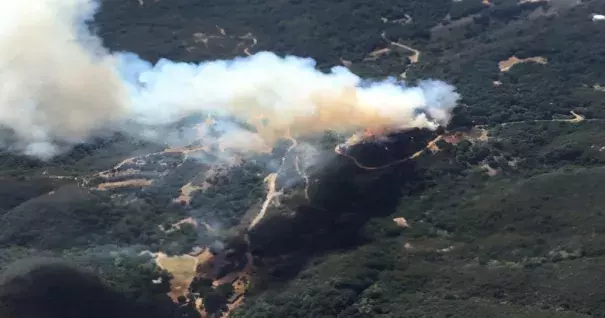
left=0, top=0, right=460, bottom=159
left=0, top=0, right=128, bottom=158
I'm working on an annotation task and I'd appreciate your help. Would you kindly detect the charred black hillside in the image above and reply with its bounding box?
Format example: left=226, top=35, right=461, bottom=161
left=248, top=129, right=435, bottom=282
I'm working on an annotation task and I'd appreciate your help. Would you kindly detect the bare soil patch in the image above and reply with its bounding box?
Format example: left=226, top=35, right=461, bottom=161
left=499, top=55, right=547, bottom=72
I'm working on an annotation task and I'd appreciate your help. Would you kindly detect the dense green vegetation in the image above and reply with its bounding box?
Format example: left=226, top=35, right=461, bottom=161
left=189, top=159, right=267, bottom=227
left=2, top=0, right=605, bottom=317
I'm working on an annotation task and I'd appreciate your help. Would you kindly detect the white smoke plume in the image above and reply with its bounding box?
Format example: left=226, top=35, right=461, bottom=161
left=0, top=0, right=128, bottom=158
left=0, top=0, right=460, bottom=159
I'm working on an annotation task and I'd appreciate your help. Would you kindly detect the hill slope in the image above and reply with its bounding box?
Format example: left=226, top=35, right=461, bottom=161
left=1, top=0, right=605, bottom=317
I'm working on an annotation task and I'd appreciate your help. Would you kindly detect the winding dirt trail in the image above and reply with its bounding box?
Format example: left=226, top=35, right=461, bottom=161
left=335, top=135, right=442, bottom=170
left=95, top=118, right=218, bottom=191
left=241, top=33, right=258, bottom=56
left=248, top=132, right=299, bottom=230
left=94, top=145, right=207, bottom=191
left=349, top=20, right=421, bottom=71
left=336, top=111, right=602, bottom=171
left=381, top=32, right=421, bottom=64
left=249, top=173, right=280, bottom=230
left=475, top=110, right=596, bottom=130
